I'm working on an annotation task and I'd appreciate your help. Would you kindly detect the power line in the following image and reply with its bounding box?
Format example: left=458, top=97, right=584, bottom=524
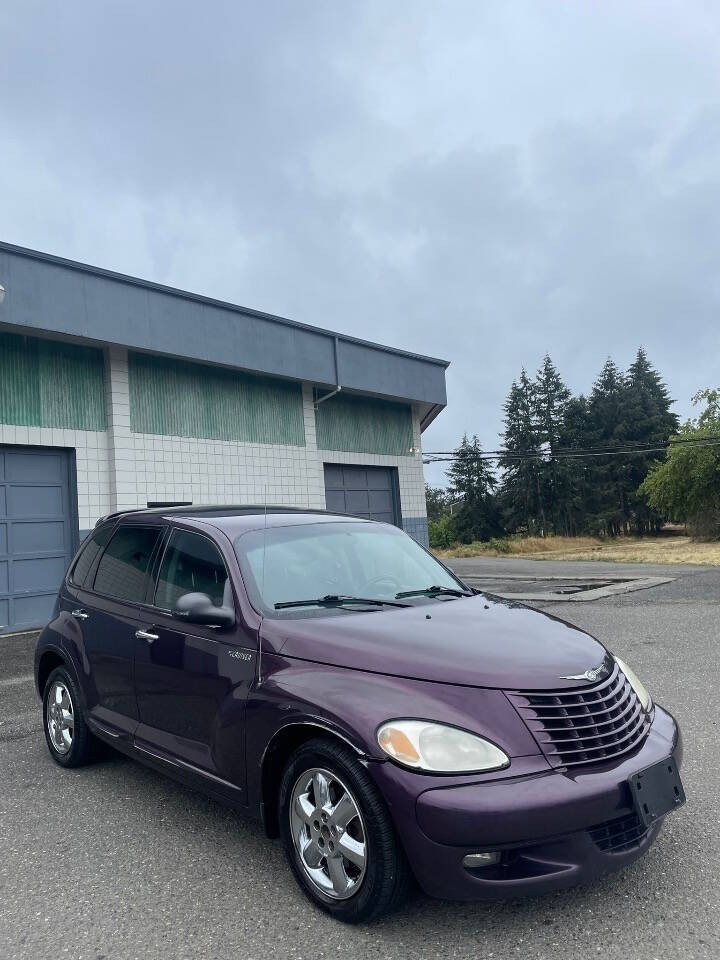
left=423, top=433, right=720, bottom=458
left=423, top=435, right=720, bottom=465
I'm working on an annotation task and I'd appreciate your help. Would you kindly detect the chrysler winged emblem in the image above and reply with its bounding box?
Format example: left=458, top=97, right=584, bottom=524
left=559, top=662, right=608, bottom=682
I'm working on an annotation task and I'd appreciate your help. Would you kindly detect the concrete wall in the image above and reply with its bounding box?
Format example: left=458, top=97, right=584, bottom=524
left=0, top=346, right=428, bottom=545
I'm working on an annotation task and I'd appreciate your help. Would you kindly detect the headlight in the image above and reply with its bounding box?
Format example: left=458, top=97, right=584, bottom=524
left=614, top=656, right=652, bottom=712
left=377, top=720, right=510, bottom=773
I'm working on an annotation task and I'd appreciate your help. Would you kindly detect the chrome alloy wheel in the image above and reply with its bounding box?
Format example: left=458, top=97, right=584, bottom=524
left=289, top=767, right=367, bottom=900
left=46, top=680, right=74, bottom=755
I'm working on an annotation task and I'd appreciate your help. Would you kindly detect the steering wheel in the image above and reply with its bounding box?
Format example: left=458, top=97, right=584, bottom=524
left=362, top=574, right=403, bottom=596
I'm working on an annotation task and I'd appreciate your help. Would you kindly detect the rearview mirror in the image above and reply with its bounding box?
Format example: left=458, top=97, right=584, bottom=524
left=173, top=592, right=235, bottom=630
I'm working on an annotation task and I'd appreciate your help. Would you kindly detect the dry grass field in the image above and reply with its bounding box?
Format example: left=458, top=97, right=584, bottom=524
left=437, top=534, right=720, bottom=565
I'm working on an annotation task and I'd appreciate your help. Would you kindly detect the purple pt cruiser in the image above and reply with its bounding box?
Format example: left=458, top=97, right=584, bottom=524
left=35, top=507, right=685, bottom=922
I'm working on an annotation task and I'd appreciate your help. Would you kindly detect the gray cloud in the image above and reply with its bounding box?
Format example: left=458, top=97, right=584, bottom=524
left=2, top=1, right=719, bottom=485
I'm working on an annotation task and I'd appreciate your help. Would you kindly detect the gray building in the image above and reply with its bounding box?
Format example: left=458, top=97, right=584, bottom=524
left=0, top=242, right=448, bottom=634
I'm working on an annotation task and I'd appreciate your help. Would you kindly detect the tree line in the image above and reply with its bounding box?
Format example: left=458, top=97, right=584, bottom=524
left=427, top=348, right=691, bottom=547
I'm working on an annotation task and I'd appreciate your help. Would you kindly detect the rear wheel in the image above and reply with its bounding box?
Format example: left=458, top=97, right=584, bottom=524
left=42, top=666, right=96, bottom=767
left=279, top=738, right=410, bottom=923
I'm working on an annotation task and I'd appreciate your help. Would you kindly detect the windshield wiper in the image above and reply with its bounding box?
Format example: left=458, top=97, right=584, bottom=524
left=274, top=594, right=411, bottom=610
left=395, top=584, right=472, bottom=599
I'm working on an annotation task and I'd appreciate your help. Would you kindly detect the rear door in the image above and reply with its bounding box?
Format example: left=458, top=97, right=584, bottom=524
left=69, top=522, right=165, bottom=739
left=133, top=526, right=256, bottom=797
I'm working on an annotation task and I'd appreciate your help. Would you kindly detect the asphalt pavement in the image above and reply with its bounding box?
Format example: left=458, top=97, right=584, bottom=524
left=1, top=557, right=718, bottom=960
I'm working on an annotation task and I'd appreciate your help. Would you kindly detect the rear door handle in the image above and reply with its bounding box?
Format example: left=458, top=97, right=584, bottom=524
left=135, top=628, right=159, bottom=643
left=71, top=609, right=89, bottom=621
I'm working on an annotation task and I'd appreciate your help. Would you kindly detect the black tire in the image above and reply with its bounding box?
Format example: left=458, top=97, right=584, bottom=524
left=279, top=738, right=411, bottom=923
left=42, top=666, right=97, bottom=767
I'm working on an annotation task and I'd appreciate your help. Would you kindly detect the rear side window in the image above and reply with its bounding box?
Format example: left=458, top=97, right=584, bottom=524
left=93, top=526, right=162, bottom=603
left=69, top=525, right=114, bottom=588
left=155, top=530, right=229, bottom=610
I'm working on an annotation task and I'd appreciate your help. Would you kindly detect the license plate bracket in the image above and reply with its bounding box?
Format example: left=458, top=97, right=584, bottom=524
left=628, top=756, right=685, bottom=829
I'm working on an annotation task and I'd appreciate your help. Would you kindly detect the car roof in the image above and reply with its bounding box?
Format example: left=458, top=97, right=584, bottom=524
left=96, top=505, right=376, bottom=535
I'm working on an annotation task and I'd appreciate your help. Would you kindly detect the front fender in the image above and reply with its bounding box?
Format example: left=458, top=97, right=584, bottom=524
left=245, top=651, right=544, bottom=821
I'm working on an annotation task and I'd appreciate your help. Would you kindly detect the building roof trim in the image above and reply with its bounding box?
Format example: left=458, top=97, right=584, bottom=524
left=0, top=241, right=449, bottom=369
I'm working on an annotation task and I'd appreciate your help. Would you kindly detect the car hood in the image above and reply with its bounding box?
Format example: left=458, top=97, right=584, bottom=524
left=261, top=594, right=609, bottom=690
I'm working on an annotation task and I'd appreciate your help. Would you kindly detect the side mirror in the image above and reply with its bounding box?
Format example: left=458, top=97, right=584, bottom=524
left=173, top=592, right=235, bottom=630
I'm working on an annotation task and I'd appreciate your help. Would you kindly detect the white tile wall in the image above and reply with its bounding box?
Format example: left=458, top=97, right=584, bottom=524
left=0, top=347, right=428, bottom=532
left=0, top=423, right=113, bottom=530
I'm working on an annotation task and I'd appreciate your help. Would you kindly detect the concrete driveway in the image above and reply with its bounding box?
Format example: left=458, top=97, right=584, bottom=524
left=1, top=558, right=718, bottom=959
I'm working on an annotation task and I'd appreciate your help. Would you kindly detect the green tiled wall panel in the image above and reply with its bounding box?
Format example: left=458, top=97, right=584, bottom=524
left=0, top=332, right=106, bottom=431
left=315, top=392, right=413, bottom=456
left=129, top=352, right=306, bottom=446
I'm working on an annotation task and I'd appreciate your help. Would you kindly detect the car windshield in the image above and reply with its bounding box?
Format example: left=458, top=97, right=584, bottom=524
left=234, top=520, right=466, bottom=617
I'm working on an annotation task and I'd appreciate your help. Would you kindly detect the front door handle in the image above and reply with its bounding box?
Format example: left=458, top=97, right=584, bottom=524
left=135, top=628, right=159, bottom=644
left=71, top=609, right=89, bottom=621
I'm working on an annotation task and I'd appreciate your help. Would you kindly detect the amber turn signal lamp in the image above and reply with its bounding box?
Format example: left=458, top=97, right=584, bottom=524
left=377, top=726, right=421, bottom=766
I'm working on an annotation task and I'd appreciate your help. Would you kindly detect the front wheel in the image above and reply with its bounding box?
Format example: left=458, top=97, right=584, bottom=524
left=279, top=738, right=410, bottom=923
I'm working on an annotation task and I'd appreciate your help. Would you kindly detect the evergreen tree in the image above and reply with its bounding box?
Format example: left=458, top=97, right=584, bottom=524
left=499, top=370, right=544, bottom=533
left=534, top=354, right=571, bottom=449
left=533, top=355, right=571, bottom=534
left=586, top=358, right=631, bottom=535
left=625, top=348, right=680, bottom=532
left=446, top=434, right=499, bottom=542
left=557, top=394, right=592, bottom=535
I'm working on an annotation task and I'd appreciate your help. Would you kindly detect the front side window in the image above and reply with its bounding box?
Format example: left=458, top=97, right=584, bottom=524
left=235, top=521, right=462, bottom=617
left=155, top=529, right=229, bottom=610
left=93, top=526, right=162, bottom=603
left=69, top=524, right=114, bottom=588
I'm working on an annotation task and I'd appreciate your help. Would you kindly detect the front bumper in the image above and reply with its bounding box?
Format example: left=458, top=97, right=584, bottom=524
left=368, top=705, right=682, bottom=900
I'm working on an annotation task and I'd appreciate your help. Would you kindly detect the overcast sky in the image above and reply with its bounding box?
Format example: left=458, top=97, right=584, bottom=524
left=2, top=1, right=720, bottom=485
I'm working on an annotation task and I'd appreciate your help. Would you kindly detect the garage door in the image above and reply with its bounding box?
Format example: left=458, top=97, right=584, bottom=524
left=0, top=447, right=76, bottom=635
left=323, top=464, right=400, bottom=526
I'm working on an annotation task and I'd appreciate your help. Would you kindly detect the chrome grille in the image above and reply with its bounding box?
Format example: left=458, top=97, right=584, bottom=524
left=507, top=662, right=652, bottom=768
left=588, top=812, right=648, bottom=853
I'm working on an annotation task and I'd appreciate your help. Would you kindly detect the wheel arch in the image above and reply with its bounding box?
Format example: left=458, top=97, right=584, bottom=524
left=260, top=721, right=369, bottom=838
left=36, top=648, right=69, bottom=698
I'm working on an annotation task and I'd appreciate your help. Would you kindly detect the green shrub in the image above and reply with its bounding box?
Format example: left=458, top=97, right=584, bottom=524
left=640, top=389, right=720, bottom=541
left=485, top=537, right=511, bottom=553
left=428, top=515, right=458, bottom=550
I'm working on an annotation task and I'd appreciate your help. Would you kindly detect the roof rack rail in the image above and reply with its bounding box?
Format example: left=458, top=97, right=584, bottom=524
left=95, top=504, right=334, bottom=525
left=94, top=508, right=141, bottom=526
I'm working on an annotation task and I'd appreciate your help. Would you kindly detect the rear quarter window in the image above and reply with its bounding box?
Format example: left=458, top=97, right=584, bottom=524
left=69, top=525, right=114, bottom=588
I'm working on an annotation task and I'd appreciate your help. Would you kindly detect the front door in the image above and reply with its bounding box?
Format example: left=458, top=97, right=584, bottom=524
left=133, top=527, right=256, bottom=796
